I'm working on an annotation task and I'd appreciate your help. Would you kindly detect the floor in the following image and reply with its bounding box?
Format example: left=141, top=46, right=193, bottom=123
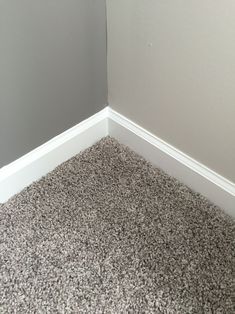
left=0, top=137, right=234, bottom=313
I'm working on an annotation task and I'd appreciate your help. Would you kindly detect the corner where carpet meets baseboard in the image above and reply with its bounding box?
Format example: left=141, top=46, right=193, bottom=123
left=0, top=105, right=234, bottom=217
left=0, top=107, right=109, bottom=203
left=108, top=107, right=235, bottom=218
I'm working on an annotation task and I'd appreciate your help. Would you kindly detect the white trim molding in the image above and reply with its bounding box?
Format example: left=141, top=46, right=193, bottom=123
left=1, top=105, right=234, bottom=217
left=0, top=107, right=108, bottom=203
left=108, top=107, right=235, bottom=218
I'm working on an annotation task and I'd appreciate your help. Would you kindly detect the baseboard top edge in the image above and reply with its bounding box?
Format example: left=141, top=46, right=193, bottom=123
left=0, top=106, right=109, bottom=181
left=107, top=107, right=235, bottom=197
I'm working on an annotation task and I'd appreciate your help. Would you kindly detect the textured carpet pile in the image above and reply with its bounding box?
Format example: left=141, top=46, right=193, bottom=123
left=0, top=137, right=234, bottom=313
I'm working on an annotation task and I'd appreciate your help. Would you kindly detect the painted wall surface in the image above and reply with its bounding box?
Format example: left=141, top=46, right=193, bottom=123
left=0, top=0, right=107, bottom=167
left=107, top=0, right=235, bottom=182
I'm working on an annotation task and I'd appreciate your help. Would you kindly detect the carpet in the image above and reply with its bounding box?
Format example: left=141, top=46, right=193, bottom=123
left=0, top=137, right=234, bottom=313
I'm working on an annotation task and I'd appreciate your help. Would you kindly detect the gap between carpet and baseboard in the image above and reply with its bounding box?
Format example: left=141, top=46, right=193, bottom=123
left=0, top=106, right=234, bottom=217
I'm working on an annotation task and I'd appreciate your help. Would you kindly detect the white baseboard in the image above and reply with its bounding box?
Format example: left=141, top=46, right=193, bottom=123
left=0, top=108, right=108, bottom=203
left=108, top=107, right=235, bottom=218
left=1, top=105, right=234, bottom=218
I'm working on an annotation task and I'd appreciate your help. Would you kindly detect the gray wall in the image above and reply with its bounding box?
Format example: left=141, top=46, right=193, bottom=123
left=107, top=0, right=235, bottom=183
left=0, top=0, right=107, bottom=167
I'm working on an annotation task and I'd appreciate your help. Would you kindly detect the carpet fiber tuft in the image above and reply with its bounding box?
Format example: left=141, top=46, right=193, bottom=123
left=0, top=137, right=234, bottom=313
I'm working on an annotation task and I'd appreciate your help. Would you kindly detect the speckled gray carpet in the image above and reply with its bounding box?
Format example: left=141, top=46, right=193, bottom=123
left=0, top=137, right=234, bottom=313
